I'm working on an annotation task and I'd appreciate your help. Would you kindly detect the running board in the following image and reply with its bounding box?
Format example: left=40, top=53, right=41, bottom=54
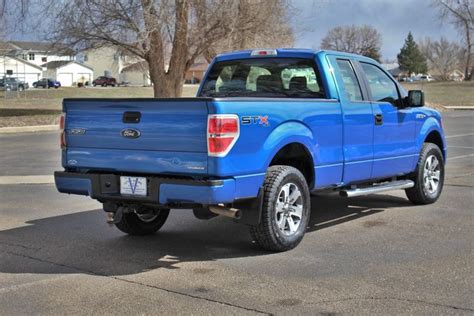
left=339, top=180, right=414, bottom=198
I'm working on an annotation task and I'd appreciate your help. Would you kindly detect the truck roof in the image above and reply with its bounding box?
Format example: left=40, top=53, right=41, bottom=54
left=215, top=48, right=377, bottom=64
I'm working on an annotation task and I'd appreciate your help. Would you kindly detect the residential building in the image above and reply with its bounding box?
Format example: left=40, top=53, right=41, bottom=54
left=84, top=46, right=209, bottom=86
left=1, top=40, right=83, bottom=86
left=185, top=62, right=209, bottom=83
left=5, top=41, right=75, bottom=66
left=120, top=61, right=151, bottom=86
left=42, top=61, right=94, bottom=86
left=0, top=55, right=42, bottom=85
left=82, top=46, right=141, bottom=82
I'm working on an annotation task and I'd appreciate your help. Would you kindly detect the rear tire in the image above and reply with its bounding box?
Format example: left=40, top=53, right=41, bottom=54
left=405, top=143, right=444, bottom=205
left=250, top=165, right=310, bottom=252
left=115, top=207, right=170, bottom=235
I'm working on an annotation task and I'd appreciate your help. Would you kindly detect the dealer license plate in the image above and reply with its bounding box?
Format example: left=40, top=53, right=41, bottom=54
left=120, top=176, right=147, bottom=196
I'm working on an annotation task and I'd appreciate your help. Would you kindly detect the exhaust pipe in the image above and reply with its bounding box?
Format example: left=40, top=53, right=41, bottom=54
left=208, top=205, right=241, bottom=219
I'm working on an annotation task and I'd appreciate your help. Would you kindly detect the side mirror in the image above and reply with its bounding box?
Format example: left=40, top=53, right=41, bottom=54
left=407, top=90, right=425, bottom=107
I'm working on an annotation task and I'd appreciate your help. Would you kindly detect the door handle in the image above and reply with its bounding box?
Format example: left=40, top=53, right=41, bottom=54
left=374, top=114, right=383, bottom=125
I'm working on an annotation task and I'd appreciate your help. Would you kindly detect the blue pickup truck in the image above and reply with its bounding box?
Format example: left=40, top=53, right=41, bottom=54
left=55, top=49, right=446, bottom=251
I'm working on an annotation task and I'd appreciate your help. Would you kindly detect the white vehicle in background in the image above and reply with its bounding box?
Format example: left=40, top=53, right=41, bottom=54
left=419, top=75, right=435, bottom=82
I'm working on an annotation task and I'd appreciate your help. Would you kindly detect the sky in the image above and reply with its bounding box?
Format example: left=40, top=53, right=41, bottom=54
left=4, top=0, right=461, bottom=62
left=291, top=0, right=460, bottom=61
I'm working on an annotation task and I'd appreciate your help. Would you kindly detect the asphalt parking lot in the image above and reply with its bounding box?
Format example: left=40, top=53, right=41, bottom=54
left=0, top=111, right=473, bottom=314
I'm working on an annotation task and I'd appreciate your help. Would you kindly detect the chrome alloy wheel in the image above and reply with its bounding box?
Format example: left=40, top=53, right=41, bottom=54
left=423, top=154, right=441, bottom=195
left=275, top=183, right=304, bottom=235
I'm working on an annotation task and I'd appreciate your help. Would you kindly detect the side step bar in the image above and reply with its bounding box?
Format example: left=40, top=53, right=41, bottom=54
left=340, top=180, right=414, bottom=198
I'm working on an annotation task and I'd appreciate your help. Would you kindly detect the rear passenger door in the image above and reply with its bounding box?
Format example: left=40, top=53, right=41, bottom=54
left=330, top=57, right=374, bottom=184
left=358, top=62, right=416, bottom=178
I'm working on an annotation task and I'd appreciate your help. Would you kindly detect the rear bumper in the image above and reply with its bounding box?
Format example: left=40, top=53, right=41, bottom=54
left=54, top=171, right=236, bottom=205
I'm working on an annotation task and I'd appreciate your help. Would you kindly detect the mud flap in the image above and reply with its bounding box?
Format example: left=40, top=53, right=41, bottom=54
left=232, top=187, right=264, bottom=226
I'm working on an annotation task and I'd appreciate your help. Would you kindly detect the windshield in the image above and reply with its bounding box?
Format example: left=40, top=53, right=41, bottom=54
left=199, top=58, right=326, bottom=98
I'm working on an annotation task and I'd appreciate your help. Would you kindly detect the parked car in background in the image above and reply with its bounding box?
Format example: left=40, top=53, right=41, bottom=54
left=0, top=77, right=29, bottom=91
left=419, top=75, right=435, bottom=82
left=33, top=78, right=61, bottom=89
left=92, top=76, right=117, bottom=87
left=117, top=80, right=130, bottom=87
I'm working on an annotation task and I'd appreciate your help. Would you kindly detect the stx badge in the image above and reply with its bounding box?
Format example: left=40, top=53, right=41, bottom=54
left=241, top=115, right=269, bottom=127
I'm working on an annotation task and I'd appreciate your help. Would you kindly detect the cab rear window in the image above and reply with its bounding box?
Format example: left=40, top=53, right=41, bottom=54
left=199, top=58, right=326, bottom=98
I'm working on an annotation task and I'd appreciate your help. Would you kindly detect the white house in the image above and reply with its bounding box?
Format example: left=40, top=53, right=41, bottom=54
left=0, top=55, right=43, bottom=86
left=1, top=40, right=85, bottom=86
left=82, top=46, right=142, bottom=83
left=42, top=61, right=94, bottom=86
left=6, top=41, right=75, bottom=66
left=120, top=61, right=151, bottom=86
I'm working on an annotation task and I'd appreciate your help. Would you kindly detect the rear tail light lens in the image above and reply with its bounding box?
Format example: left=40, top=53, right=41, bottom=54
left=60, top=113, right=66, bottom=149
left=207, top=114, right=239, bottom=157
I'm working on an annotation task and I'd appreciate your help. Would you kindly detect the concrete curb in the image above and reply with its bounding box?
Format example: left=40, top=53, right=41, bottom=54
left=0, top=125, right=58, bottom=134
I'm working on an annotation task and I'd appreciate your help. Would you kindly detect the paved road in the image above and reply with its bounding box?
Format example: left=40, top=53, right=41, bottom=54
left=0, top=111, right=473, bottom=314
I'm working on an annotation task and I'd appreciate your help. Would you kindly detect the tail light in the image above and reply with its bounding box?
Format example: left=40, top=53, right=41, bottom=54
left=207, top=114, right=240, bottom=157
left=60, top=113, right=66, bottom=149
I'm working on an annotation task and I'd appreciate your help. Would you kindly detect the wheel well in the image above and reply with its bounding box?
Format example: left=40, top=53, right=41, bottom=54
left=269, top=143, right=314, bottom=188
left=425, top=131, right=445, bottom=158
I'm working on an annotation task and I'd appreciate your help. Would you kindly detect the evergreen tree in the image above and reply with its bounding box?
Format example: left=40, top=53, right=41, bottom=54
left=397, top=32, right=428, bottom=75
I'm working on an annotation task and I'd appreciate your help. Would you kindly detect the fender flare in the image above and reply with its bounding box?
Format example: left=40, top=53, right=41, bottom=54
left=416, top=117, right=447, bottom=158
left=261, top=121, right=317, bottom=181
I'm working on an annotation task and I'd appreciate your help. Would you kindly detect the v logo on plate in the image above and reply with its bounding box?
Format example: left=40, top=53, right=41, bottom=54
left=128, top=177, right=139, bottom=194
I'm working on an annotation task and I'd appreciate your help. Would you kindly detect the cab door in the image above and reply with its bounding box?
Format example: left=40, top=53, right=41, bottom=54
left=329, top=56, right=374, bottom=184
left=357, top=62, right=416, bottom=179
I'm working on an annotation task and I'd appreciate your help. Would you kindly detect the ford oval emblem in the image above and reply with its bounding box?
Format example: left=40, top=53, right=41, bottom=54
left=121, top=128, right=141, bottom=138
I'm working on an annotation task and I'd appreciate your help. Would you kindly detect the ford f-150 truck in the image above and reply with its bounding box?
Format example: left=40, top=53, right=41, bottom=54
left=55, top=49, right=446, bottom=251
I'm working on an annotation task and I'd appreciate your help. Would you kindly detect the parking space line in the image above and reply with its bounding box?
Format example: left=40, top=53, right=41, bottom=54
left=447, top=146, right=474, bottom=149
left=447, top=154, right=474, bottom=161
left=0, top=175, right=54, bottom=185
left=445, top=133, right=474, bottom=139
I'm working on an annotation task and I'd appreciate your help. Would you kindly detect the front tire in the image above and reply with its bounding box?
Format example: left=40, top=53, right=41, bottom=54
left=250, top=165, right=310, bottom=252
left=405, top=143, right=444, bottom=205
left=115, top=207, right=170, bottom=235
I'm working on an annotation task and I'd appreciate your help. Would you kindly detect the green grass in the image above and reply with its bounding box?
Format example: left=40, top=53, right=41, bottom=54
left=401, top=81, right=474, bottom=107
left=0, top=85, right=200, bottom=110
left=0, top=81, right=472, bottom=127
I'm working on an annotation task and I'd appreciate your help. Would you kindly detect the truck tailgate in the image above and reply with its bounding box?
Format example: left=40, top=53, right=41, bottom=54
left=63, top=98, right=210, bottom=175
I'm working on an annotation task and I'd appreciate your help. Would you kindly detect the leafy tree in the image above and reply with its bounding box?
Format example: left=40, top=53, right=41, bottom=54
left=321, top=25, right=382, bottom=61
left=397, top=32, right=428, bottom=75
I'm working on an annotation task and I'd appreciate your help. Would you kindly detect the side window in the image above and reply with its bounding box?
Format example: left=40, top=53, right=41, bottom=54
left=360, top=63, right=399, bottom=104
left=336, top=59, right=363, bottom=102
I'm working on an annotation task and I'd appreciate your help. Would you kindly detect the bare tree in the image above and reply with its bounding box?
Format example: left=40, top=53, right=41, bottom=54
left=320, top=25, right=382, bottom=61
left=432, top=0, right=473, bottom=80
left=419, top=37, right=463, bottom=80
left=193, top=0, right=294, bottom=63
left=1, top=0, right=294, bottom=97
